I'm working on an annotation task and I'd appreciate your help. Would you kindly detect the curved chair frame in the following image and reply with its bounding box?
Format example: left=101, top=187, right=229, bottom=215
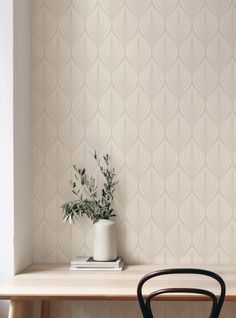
left=137, top=268, right=226, bottom=318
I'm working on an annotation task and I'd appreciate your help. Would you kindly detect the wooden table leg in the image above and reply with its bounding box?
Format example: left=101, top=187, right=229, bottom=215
left=41, top=300, right=51, bottom=318
left=8, top=300, right=25, bottom=318
left=25, top=301, right=33, bottom=318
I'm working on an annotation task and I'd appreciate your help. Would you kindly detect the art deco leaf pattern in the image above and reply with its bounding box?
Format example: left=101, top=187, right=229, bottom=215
left=126, top=89, right=150, bottom=126
left=179, top=195, right=205, bottom=232
left=166, top=62, right=191, bottom=98
left=139, top=8, right=164, bottom=45
left=99, top=35, right=124, bottom=72
left=72, top=88, right=97, bottom=124
left=33, top=145, right=44, bottom=173
left=33, top=61, right=57, bottom=97
left=113, top=8, right=137, bottom=45
left=140, top=222, right=165, bottom=260
left=32, top=0, right=44, bottom=13
left=113, top=62, right=137, bottom=97
left=166, top=169, right=191, bottom=206
left=34, top=221, right=57, bottom=261
left=206, top=142, right=231, bottom=179
left=206, top=35, right=231, bottom=71
left=71, top=224, right=85, bottom=257
left=33, top=114, right=57, bottom=151
left=32, top=91, right=44, bottom=121
left=193, top=115, right=218, bottom=153
left=73, top=0, right=96, bottom=17
left=220, top=169, right=236, bottom=207
left=193, top=222, right=218, bottom=259
left=46, top=0, right=70, bottom=17
left=193, top=8, right=218, bottom=45
left=58, top=114, right=84, bottom=151
left=45, top=195, right=65, bottom=232
left=32, top=36, right=44, bottom=67
left=99, top=0, right=123, bottom=18
left=193, top=169, right=218, bottom=206
left=207, top=0, right=231, bottom=17
left=180, top=34, right=204, bottom=72
left=33, top=7, right=57, bottom=44
left=180, top=0, right=204, bottom=17
left=167, top=222, right=191, bottom=259
left=59, top=61, right=84, bottom=97
left=220, top=115, right=236, bottom=152
left=126, top=35, right=151, bottom=72
left=139, top=115, right=164, bottom=152
left=99, top=88, right=124, bottom=125
left=126, top=142, right=151, bottom=177
left=193, top=62, right=218, bottom=98
left=154, top=89, right=178, bottom=125
left=167, top=115, right=191, bottom=152
left=33, top=198, right=44, bottom=227
left=45, top=141, right=71, bottom=177
left=113, top=114, right=137, bottom=152
left=139, top=168, right=164, bottom=204
left=103, top=143, right=124, bottom=173
left=86, top=115, right=110, bottom=149
left=58, top=170, right=77, bottom=201
left=153, top=35, right=177, bottom=71
left=207, top=195, right=232, bottom=233
left=153, top=142, right=178, bottom=179
left=71, top=141, right=98, bottom=172
left=153, top=195, right=178, bottom=232
left=45, top=88, right=71, bottom=124
left=220, top=61, right=236, bottom=99
left=140, top=62, right=164, bottom=97
left=72, top=34, right=97, bottom=72
left=126, top=194, right=151, bottom=232
left=86, top=61, right=111, bottom=98
left=220, top=9, right=236, bottom=44
left=34, top=168, right=57, bottom=204
left=180, top=89, right=204, bottom=124
left=58, top=7, right=84, bottom=43
left=180, top=141, right=205, bottom=179
left=86, top=8, right=110, bottom=46
left=32, top=1, right=236, bottom=317
left=220, top=222, right=236, bottom=260
left=126, top=0, right=150, bottom=19
left=116, top=168, right=137, bottom=205
left=207, top=88, right=232, bottom=125
left=166, top=8, right=191, bottom=45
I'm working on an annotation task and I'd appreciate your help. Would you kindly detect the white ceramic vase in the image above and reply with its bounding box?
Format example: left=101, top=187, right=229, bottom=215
left=93, top=219, right=117, bottom=261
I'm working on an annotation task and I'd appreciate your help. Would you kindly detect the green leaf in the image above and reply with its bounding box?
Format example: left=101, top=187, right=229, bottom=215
left=62, top=150, right=118, bottom=223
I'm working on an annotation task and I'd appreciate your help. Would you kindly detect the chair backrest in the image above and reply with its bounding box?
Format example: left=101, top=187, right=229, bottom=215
left=137, top=268, right=226, bottom=318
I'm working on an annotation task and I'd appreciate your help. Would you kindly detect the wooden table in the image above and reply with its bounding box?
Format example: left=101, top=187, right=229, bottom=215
left=0, top=264, right=235, bottom=318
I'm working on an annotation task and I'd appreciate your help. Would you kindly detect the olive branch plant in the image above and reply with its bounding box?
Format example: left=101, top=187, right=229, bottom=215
left=61, top=152, right=118, bottom=224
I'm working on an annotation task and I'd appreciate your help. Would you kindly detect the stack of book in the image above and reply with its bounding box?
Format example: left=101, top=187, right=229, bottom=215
left=70, top=256, right=124, bottom=271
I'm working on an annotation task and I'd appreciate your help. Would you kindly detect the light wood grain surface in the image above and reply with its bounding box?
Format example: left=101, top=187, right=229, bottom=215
left=0, top=264, right=235, bottom=301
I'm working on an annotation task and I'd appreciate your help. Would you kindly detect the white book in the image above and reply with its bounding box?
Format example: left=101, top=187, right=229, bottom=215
left=70, top=260, right=124, bottom=271
left=71, top=256, right=123, bottom=268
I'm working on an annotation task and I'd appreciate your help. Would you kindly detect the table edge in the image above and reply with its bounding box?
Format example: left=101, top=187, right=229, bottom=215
left=0, top=295, right=235, bottom=302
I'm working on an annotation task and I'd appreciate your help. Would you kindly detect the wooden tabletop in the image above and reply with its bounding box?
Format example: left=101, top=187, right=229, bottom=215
left=0, top=264, right=235, bottom=301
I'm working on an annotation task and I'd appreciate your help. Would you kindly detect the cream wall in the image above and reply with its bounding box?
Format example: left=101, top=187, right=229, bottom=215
left=0, top=1, right=32, bottom=316
left=14, top=0, right=33, bottom=275
left=0, top=0, right=14, bottom=316
left=32, top=0, right=236, bottom=317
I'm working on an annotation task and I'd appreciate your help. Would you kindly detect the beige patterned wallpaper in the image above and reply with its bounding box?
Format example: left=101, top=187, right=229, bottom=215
left=32, top=0, right=236, bottom=317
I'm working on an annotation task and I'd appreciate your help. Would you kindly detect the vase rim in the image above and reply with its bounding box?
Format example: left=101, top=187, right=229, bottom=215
left=95, top=219, right=114, bottom=226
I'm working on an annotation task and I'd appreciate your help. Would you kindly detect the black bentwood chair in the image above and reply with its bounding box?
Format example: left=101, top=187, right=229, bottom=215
left=137, top=268, right=226, bottom=318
